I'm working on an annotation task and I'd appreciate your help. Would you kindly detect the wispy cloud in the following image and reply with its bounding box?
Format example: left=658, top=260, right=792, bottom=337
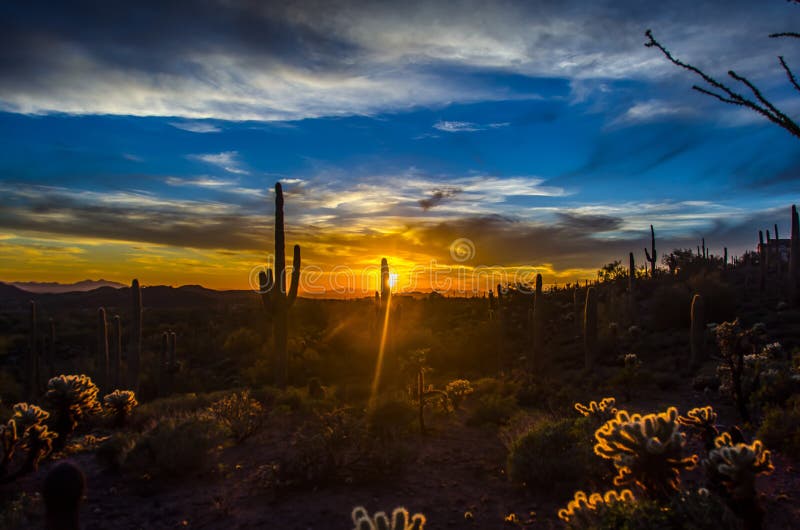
left=189, top=151, right=248, bottom=175
left=169, top=121, right=221, bottom=133
left=433, top=120, right=510, bottom=132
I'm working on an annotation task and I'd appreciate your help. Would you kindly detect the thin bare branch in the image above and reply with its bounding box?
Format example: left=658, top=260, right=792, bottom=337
left=779, top=56, right=800, bottom=92
left=770, top=32, right=800, bottom=39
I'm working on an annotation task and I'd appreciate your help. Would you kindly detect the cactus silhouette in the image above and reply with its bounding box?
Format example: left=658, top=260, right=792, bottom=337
left=791, top=204, right=799, bottom=305
left=27, top=300, right=39, bottom=400
left=103, top=390, right=138, bottom=427
left=0, top=420, right=18, bottom=475
left=678, top=406, right=718, bottom=451
left=574, top=397, right=617, bottom=422
left=45, top=375, right=102, bottom=449
left=47, top=317, right=55, bottom=381
left=258, top=182, right=301, bottom=388
left=644, top=225, right=657, bottom=276
left=97, top=308, right=109, bottom=392
left=112, top=315, right=122, bottom=389
left=43, top=461, right=85, bottom=530
left=558, top=489, right=635, bottom=525
left=531, top=273, right=544, bottom=367
left=689, top=294, right=705, bottom=370
left=584, top=287, right=597, bottom=370
left=758, top=230, right=766, bottom=292
left=129, top=279, right=142, bottom=392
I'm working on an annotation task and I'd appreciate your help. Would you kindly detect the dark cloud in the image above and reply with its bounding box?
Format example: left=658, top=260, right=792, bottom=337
left=555, top=212, right=623, bottom=233
left=419, top=187, right=462, bottom=210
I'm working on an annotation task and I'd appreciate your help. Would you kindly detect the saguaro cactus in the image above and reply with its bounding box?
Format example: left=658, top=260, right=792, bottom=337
left=380, top=257, right=391, bottom=310
left=628, top=252, right=636, bottom=324
left=158, top=331, right=168, bottom=397
left=97, top=308, right=109, bottom=392
left=644, top=225, right=657, bottom=277
left=112, top=315, right=122, bottom=389
left=129, top=279, right=142, bottom=393
left=758, top=230, right=766, bottom=292
left=531, top=273, right=544, bottom=367
left=791, top=205, right=799, bottom=305
left=258, top=182, right=301, bottom=388
left=584, top=287, right=598, bottom=370
left=690, top=294, right=705, bottom=370
left=723, top=247, right=728, bottom=268
left=47, top=318, right=55, bottom=380
left=27, top=300, right=38, bottom=400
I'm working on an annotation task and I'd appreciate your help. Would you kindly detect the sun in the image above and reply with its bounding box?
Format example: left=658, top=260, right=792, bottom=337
left=389, top=273, right=398, bottom=289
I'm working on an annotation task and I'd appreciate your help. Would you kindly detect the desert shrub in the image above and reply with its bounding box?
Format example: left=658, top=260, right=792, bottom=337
left=274, top=387, right=314, bottom=414
left=756, top=397, right=800, bottom=459
left=594, top=407, right=697, bottom=498
left=208, top=390, right=265, bottom=443
left=133, top=390, right=231, bottom=428
left=445, top=379, right=473, bottom=408
left=609, top=354, right=642, bottom=402
left=307, top=377, right=326, bottom=400
left=127, top=412, right=224, bottom=478
left=103, top=390, right=138, bottom=427
left=95, top=431, right=138, bottom=472
left=514, top=378, right=575, bottom=415
left=44, top=374, right=102, bottom=447
left=714, top=320, right=764, bottom=421
left=466, top=394, right=517, bottom=426
left=471, top=377, right=518, bottom=399
left=366, top=399, right=416, bottom=440
left=650, top=284, right=691, bottom=330
left=507, top=417, right=604, bottom=497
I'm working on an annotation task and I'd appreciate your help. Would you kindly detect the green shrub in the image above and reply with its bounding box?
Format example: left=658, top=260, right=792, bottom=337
left=466, top=395, right=517, bottom=426
left=507, top=417, right=604, bottom=497
left=95, top=431, right=138, bottom=472
left=127, top=413, right=224, bottom=478
left=757, top=400, right=800, bottom=459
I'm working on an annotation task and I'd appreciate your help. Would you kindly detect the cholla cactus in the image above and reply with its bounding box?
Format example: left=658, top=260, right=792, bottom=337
left=45, top=374, right=102, bottom=447
left=103, top=390, right=139, bottom=427
left=557, top=489, right=635, bottom=525
left=0, top=420, right=19, bottom=474
left=445, top=379, right=474, bottom=408
left=704, top=432, right=774, bottom=500
left=351, top=506, right=426, bottom=530
left=575, top=397, right=617, bottom=422
left=594, top=407, right=698, bottom=497
left=677, top=406, right=718, bottom=451
left=20, top=423, right=57, bottom=472
left=11, top=403, right=50, bottom=432
left=209, top=390, right=264, bottom=443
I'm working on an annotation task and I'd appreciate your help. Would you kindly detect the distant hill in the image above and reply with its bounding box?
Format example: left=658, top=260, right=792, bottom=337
left=9, top=279, right=127, bottom=293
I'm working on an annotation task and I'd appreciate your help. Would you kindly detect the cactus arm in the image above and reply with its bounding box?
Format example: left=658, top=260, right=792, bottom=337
left=288, top=244, right=301, bottom=307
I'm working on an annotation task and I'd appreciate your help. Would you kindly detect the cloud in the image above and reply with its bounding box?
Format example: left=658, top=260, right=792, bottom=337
left=189, top=151, right=248, bottom=175
left=0, top=1, right=794, bottom=121
left=169, top=121, right=221, bottom=133
left=432, top=120, right=510, bottom=132
left=419, top=187, right=462, bottom=210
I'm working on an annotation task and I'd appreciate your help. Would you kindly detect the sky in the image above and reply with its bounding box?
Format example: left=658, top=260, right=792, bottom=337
left=1, top=0, right=799, bottom=294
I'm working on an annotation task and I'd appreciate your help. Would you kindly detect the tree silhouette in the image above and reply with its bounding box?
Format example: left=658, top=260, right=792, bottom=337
left=645, top=1, right=800, bottom=139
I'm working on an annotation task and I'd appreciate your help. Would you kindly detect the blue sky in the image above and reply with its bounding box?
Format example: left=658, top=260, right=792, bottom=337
left=0, top=0, right=799, bottom=289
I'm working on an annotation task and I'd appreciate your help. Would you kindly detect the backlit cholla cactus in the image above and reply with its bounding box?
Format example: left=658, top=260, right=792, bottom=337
left=45, top=374, right=102, bottom=447
left=351, top=506, right=426, bottom=530
left=11, top=403, right=50, bottom=432
left=0, top=420, right=19, bottom=474
left=103, top=390, right=139, bottom=427
left=594, top=407, right=698, bottom=497
left=574, top=397, right=618, bottom=422
left=557, top=489, right=635, bottom=526
left=704, top=432, right=774, bottom=500
left=677, top=406, right=719, bottom=451
left=20, top=423, right=57, bottom=472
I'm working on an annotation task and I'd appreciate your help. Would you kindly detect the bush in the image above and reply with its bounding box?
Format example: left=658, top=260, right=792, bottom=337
left=466, top=395, right=517, bottom=426
left=366, top=399, right=416, bottom=441
left=208, top=390, right=265, bottom=443
left=127, top=413, right=224, bottom=478
left=507, top=417, right=604, bottom=497
left=103, top=390, right=138, bottom=427
left=756, top=398, right=800, bottom=459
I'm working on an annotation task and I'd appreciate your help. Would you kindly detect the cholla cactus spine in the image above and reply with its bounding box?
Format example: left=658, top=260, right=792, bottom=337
left=594, top=407, right=698, bottom=497
left=557, top=489, right=635, bottom=525
left=45, top=374, right=102, bottom=447
left=11, top=403, right=50, bottom=432
left=575, top=397, right=618, bottom=422
left=677, top=406, right=718, bottom=451
left=103, top=390, right=139, bottom=427
left=704, top=432, right=774, bottom=500
left=351, top=506, right=426, bottom=530
left=20, top=423, right=57, bottom=472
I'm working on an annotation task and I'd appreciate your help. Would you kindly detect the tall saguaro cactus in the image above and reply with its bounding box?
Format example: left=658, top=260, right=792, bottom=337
left=112, top=315, right=122, bottom=389
left=97, top=308, right=109, bottom=392
left=129, top=279, right=142, bottom=393
left=530, top=273, right=544, bottom=367
left=758, top=230, right=766, bottom=292
left=584, top=287, right=597, bottom=370
left=628, top=252, right=636, bottom=324
left=27, top=300, right=38, bottom=400
left=258, top=182, right=301, bottom=388
left=380, top=257, right=390, bottom=311
left=644, top=225, right=657, bottom=277
left=791, top=204, right=799, bottom=305
left=689, top=294, right=705, bottom=370
left=47, top=317, right=55, bottom=380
